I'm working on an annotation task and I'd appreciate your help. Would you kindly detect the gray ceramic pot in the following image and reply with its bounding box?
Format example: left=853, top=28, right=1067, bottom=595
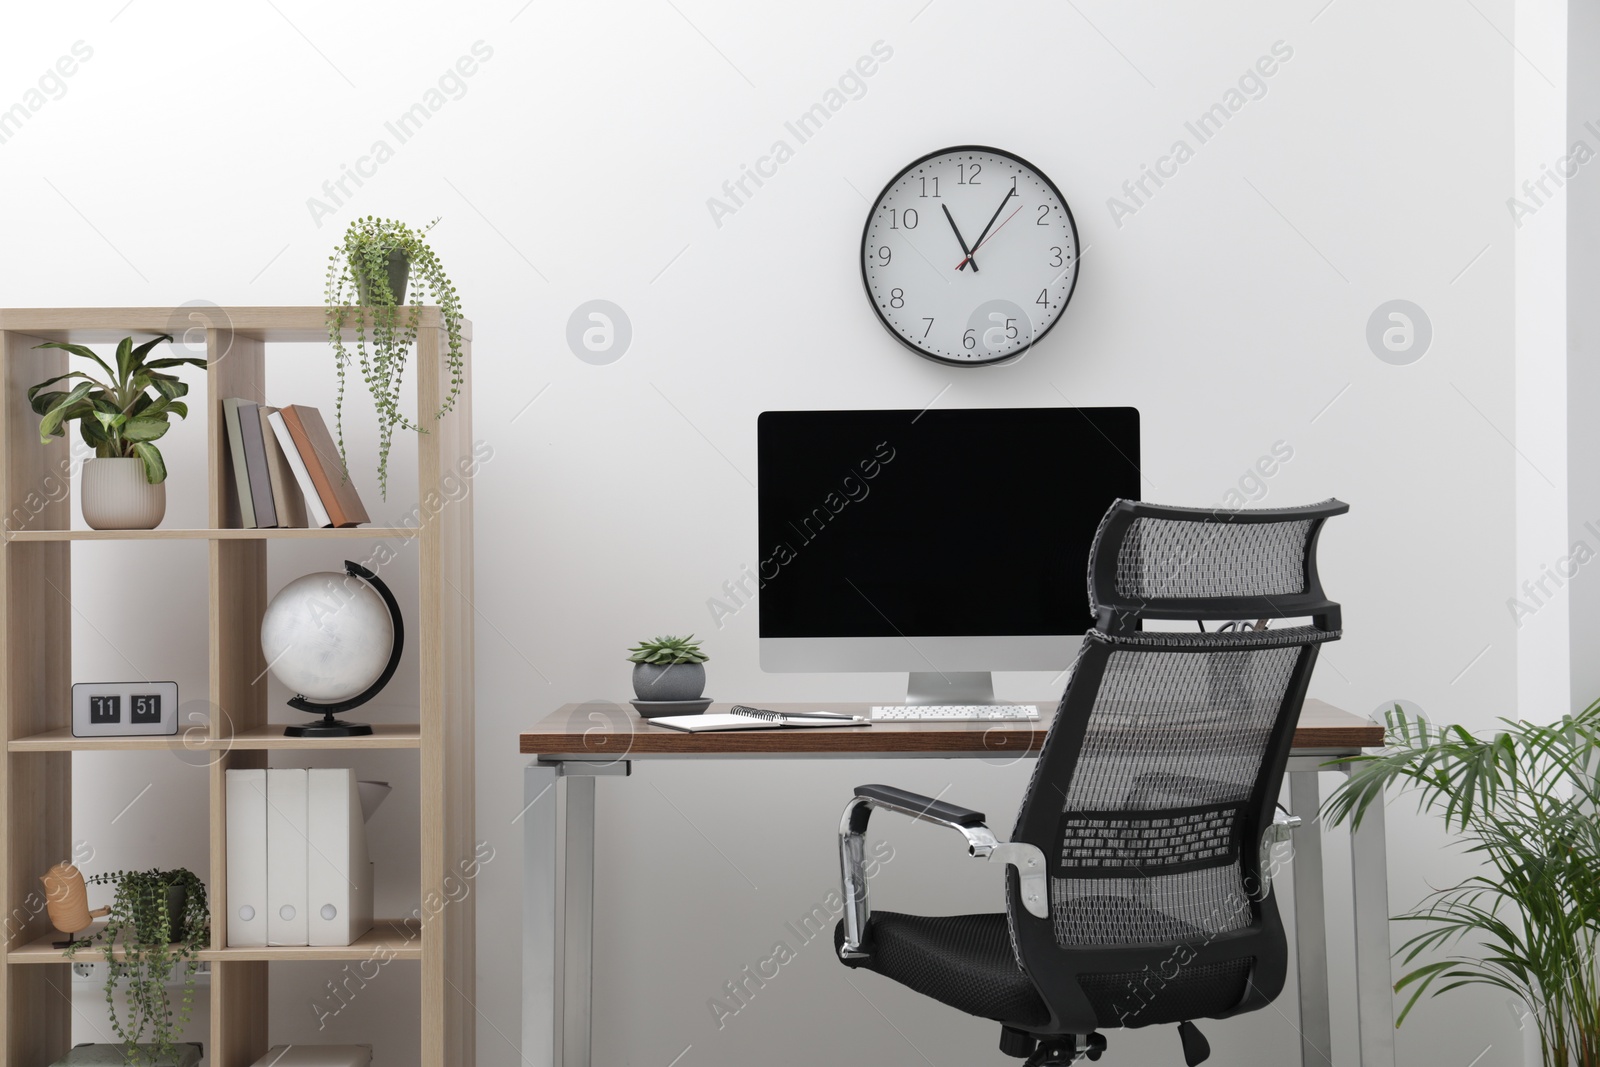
left=354, top=248, right=410, bottom=305
left=631, top=661, right=705, bottom=702
left=132, top=883, right=189, bottom=944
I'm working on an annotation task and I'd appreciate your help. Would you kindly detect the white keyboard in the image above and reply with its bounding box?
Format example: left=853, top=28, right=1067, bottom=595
left=869, top=704, right=1040, bottom=722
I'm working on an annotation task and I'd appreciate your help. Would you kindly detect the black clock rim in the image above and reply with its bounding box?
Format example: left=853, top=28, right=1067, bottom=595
left=860, top=144, right=1081, bottom=368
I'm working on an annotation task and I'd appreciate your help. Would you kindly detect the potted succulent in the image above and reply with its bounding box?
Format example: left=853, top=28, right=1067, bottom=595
left=324, top=215, right=466, bottom=499
left=67, top=868, right=208, bottom=1066
left=28, top=334, right=204, bottom=530
left=628, top=635, right=709, bottom=703
left=1325, top=700, right=1600, bottom=1067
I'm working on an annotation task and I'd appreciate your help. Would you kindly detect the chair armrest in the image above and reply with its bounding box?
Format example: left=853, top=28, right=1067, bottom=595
left=852, top=784, right=988, bottom=827
left=837, top=788, right=1049, bottom=959
left=1256, top=805, right=1303, bottom=899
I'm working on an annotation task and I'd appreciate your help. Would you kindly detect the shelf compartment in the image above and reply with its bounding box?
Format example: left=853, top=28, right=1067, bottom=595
left=10, top=723, right=422, bottom=752
left=6, top=527, right=419, bottom=542
left=9, top=920, right=422, bottom=964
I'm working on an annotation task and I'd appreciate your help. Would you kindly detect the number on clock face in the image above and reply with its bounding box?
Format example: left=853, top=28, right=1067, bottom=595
left=861, top=146, right=1079, bottom=366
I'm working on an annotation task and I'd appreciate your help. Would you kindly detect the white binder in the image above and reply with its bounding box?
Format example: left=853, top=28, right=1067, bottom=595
left=266, top=767, right=309, bottom=946
left=224, top=768, right=268, bottom=948
left=307, top=768, right=374, bottom=947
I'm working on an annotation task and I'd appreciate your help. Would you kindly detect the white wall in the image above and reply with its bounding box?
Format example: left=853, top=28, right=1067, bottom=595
left=0, top=1, right=1532, bottom=1064
left=1566, top=0, right=1600, bottom=706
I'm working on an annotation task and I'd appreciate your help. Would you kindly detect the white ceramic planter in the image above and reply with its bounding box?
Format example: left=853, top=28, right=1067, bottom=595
left=81, top=457, right=165, bottom=530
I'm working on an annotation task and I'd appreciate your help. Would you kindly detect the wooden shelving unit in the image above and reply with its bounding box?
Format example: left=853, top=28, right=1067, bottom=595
left=0, top=307, right=476, bottom=1066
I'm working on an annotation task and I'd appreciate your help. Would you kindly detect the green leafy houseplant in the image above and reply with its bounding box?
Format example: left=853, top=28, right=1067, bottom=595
left=67, top=868, right=208, bottom=1066
left=324, top=216, right=466, bottom=499
left=627, top=635, right=709, bottom=665
left=1324, top=701, right=1600, bottom=1067
left=28, top=334, right=204, bottom=484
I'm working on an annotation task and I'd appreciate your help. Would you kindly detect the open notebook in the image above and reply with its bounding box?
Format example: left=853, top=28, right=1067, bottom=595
left=647, top=705, right=873, bottom=733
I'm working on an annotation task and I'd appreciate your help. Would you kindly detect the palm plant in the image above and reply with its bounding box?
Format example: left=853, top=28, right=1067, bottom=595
left=1324, top=700, right=1600, bottom=1067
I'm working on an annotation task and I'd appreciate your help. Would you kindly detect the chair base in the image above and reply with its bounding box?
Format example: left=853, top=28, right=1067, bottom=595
left=1000, top=1029, right=1106, bottom=1064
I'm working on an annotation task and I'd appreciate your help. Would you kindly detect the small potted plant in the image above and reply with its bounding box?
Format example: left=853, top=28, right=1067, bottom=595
left=67, top=867, right=208, bottom=1066
left=324, top=215, right=466, bottom=499
left=28, top=334, right=204, bottom=530
left=628, top=635, right=709, bottom=705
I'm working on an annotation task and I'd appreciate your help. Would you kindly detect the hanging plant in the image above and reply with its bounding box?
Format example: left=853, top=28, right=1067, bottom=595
left=66, top=868, right=208, bottom=1066
left=324, top=216, right=465, bottom=498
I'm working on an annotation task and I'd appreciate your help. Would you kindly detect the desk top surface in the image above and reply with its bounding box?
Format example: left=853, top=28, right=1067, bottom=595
left=518, top=698, right=1382, bottom=758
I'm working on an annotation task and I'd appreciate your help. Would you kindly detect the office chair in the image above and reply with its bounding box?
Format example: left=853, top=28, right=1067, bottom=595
left=834, top=499, right=1348, bottom=1065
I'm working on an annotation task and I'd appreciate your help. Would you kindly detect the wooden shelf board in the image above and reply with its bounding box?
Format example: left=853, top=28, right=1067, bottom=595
left=0, top=306, right=471, bottom=344
left=7, top=527, right=418, bottom=542
left=9, top=921, right=422, bottom=964
left=225, top=722, right=422, bottom=749
left=205, top=921, right=423, bottom=962
left=9, top=924, right=128, bottom=963
left=10, top=723, right=421, bottom=752
left=9, top=729, right=197, bottom=752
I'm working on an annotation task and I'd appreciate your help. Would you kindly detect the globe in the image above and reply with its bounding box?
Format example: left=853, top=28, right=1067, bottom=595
left=261, top=571, right=396, bottom=703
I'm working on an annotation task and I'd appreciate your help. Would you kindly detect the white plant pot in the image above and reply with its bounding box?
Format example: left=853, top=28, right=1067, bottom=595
left=81, top=457, right=165, bottom=530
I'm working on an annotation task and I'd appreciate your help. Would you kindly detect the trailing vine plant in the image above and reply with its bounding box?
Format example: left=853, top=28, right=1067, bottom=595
left=324, top=216, right=465, bottom=499
left=66, top=868, right=208, bottom=1065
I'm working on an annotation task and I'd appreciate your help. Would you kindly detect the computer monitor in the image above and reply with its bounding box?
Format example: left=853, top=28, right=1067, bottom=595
left=757, top=406, right=1141, bottom=704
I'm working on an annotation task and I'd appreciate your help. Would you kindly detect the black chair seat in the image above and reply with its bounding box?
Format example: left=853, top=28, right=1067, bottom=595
left=835, top=912, right=1049, bottom=1027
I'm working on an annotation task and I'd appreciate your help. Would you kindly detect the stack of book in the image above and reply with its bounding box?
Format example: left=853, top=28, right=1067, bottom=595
left=223, top=400, right=370, bottom=529
left=226, top=767, right=376, bottom=948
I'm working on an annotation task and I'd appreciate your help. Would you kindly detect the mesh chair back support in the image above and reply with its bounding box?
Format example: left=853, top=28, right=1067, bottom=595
left=1005, top=499, right=1347, bottom=1036
left=1088, top=499, right=1343, bottom=636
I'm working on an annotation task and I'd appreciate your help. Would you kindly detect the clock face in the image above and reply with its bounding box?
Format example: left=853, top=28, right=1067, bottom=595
left=861, top=146, right=1079, bottom=366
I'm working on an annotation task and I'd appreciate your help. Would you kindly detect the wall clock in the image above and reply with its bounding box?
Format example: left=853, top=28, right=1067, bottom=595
left=861, top=146, right=1079, bottom=366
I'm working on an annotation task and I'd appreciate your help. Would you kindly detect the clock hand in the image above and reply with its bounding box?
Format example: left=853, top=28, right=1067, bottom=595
left=940, top=204, right=980, bottom=273
left=957, top=202, right=1025, bottom=268
left=956, top=188, right=1017, bottom=271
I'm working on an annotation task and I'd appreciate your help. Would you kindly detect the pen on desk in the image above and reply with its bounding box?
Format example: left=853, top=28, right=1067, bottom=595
left=795, top=710, right=867, bottom=721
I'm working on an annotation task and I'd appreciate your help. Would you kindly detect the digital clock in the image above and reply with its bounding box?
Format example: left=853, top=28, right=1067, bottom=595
left=72, top=681, right=179, bottom=737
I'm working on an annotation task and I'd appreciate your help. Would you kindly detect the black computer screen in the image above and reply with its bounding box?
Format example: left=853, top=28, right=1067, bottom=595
left=756, top=407, right=1141, bottom=638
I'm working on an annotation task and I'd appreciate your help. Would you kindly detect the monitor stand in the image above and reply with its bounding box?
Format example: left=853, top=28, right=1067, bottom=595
left=906, top=671, right=996, bottom=705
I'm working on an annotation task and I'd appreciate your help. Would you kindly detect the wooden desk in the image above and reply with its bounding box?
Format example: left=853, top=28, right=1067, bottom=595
left=519, top=697, right=1382, bottom=757
left=520, top=698, right=1392, bottom=1067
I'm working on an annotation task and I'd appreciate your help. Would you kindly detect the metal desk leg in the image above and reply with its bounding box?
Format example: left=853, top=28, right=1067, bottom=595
left=524, top=763, right=561, bottom=1067
left=1287, top=768, right=1333, bottom=1067
left=524, top=762, right=621, bottom=1067
left=562, top=775, right=596, bottom=1067
left=1349, top=786, right=1396, bottom=1066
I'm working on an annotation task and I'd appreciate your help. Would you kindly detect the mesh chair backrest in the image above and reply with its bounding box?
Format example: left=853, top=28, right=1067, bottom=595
left=1007, top=499, right=1345, bottom=1034
left=1088, top=499, right=1346, bottom=634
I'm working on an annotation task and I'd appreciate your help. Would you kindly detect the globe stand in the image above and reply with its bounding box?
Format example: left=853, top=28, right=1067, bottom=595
left=284, top=710, right=372, bottom=738
left=281, top=560, right=404, bottom=739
